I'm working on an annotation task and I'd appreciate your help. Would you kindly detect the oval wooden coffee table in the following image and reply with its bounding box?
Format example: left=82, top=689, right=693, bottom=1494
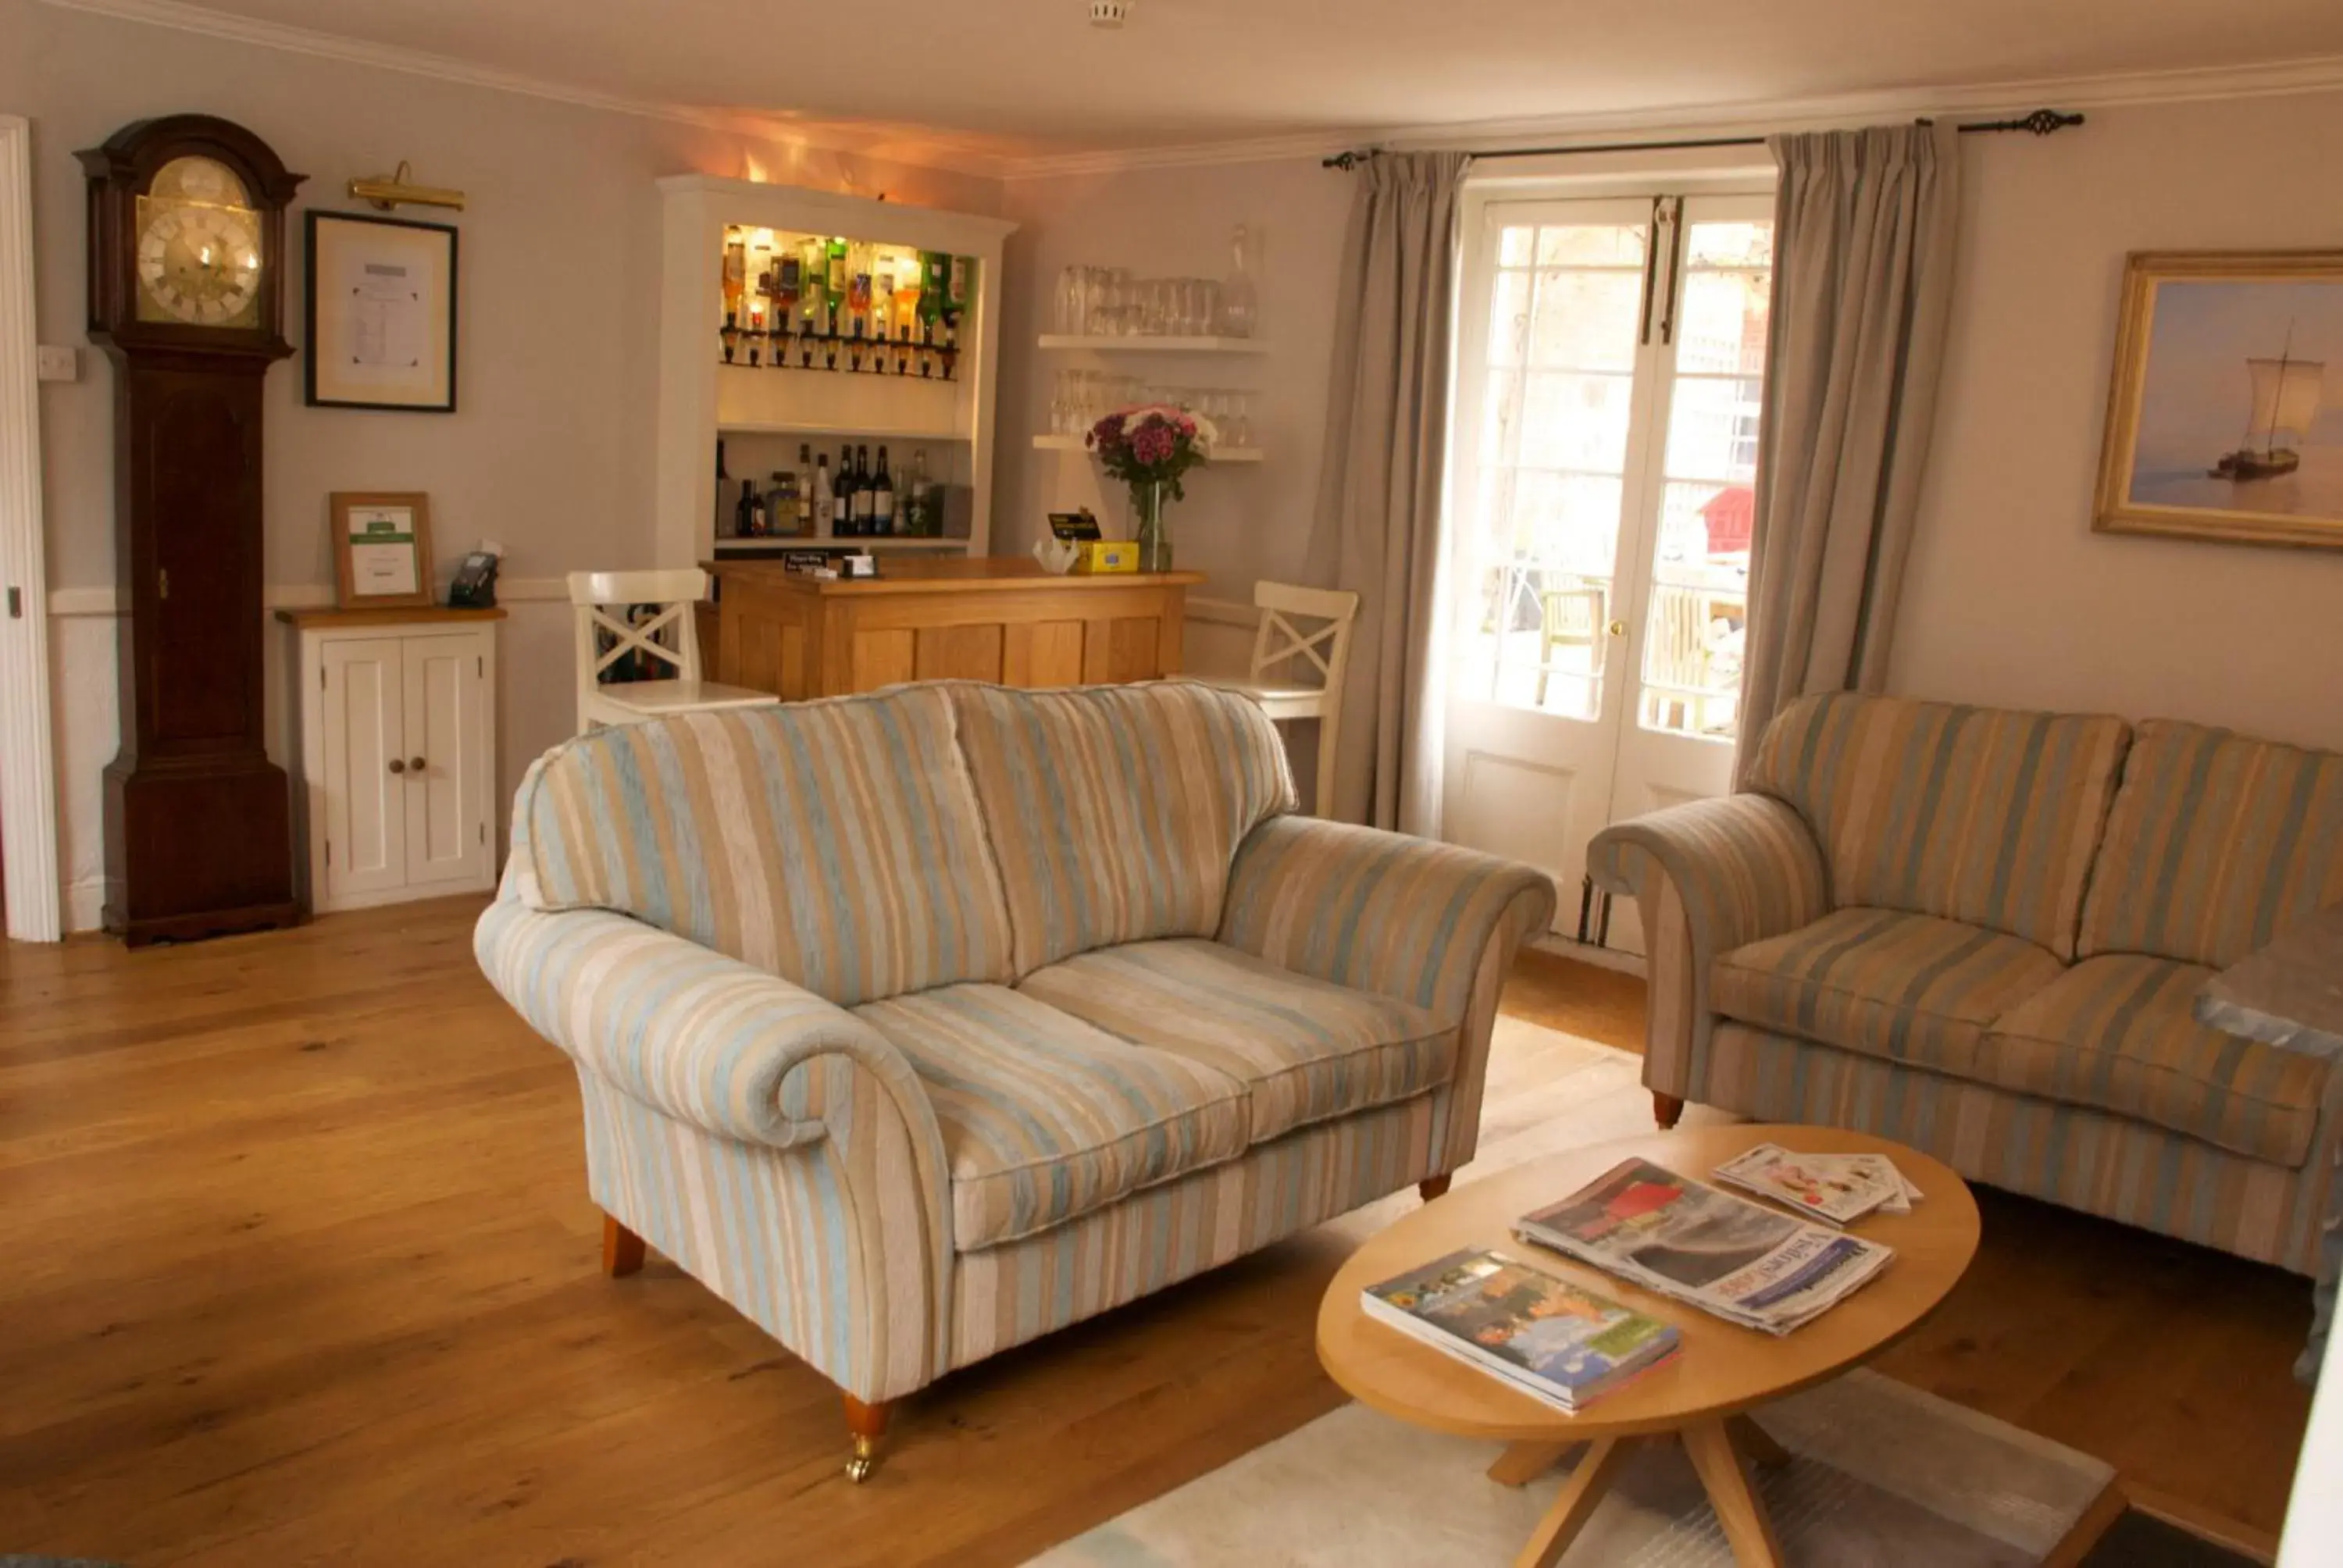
left=1318, top=1125, right=1982, bottom=1567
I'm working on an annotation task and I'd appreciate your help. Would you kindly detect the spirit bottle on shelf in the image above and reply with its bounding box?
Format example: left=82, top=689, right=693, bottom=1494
left=736, top=476, right=765, bottom=539
left=872, top=261, right=897, bottom=374
left=904, top=447, right=929, bottom=535
left=795, top=444, right=817, bottom=533
left=826, top=236, right=849, bottom=323
left=850, top=445, right=875, bottom=534
left=847, top=241, right=874, bottom=337
left=719, top=319, right=740, bottom=364
left=715, top=438, right=731, bottom=536
left=812, top=452, right=836, bottom=533
left=872, top=446, right=896, bottom=535
left=721, top=226, right=746, bottom=326
left=833, top=444, right=856, bottom=536
left=765, top=469, right=796, bottom=534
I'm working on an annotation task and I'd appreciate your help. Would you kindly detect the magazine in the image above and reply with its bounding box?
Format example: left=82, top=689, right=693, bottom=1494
left=1514, top=1159, right=1895, bottom=1335
left=1710, top=1143, right=1924, bottom=1226
left=1361, top=1248, right=1681, bottom=1413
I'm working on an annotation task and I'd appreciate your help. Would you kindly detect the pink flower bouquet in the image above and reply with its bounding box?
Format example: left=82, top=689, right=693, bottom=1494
left=1086, top=404, right=1217, bottom=502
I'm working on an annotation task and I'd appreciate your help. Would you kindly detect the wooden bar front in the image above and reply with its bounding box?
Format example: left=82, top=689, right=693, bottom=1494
left=708, top=558, right=1208, bottom=699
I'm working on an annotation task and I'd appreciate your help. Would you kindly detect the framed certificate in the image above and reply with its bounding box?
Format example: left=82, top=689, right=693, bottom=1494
left=331, top=492, right=437, bottom=608
left=305, top=210, right=458, bottom=412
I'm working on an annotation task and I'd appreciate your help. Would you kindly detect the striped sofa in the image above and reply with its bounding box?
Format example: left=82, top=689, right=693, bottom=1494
left=1589, top=692, right=2343, bottom=1279
left=475, top=680, right=1554, bottom=1477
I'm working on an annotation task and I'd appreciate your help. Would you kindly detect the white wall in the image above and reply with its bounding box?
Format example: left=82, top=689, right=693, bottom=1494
left=3, top=0, right=1004, bottom=928
left=1893, top=91, right=2343, bottom=749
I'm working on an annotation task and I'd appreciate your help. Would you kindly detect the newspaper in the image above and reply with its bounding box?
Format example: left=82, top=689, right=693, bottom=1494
left=1514, top=1158, right=1895, bottom=1335
left=1710, top=1142, right=1924, bottom=1226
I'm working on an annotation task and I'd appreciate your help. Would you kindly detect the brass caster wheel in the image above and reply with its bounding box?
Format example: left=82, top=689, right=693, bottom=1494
left=846, top=1435, right=880, bottom=1483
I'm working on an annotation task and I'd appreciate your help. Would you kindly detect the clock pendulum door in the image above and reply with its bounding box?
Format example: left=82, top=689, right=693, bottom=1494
left=79, top=116, right=305, bottom=945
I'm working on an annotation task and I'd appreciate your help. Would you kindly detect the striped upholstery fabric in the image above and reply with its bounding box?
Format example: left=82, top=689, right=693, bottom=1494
left=2078, top=721, right=2343, bottom=969
left=476, top=897, right=956, bottom=1399
left=1587, top=793, right=1831, bottom=1099
left=853, top=984, right=1251, bottom=1250
left=951, top=1091, right=1444, bottom=1368
left=1743, top=693, right=2131, bottom=959
left=947, top=682, right=1296, bottom=976
left=512, top=689, right=1013, bottom=1006
left=1218, top=816, right=1557, bottom=1168
left=1701, top=1021, right=2343, bottom=1273
left=1985, top=954, right=2328, bottom=1167
left=1714, top=907, right=2063, bottom=1080
left=1018, top=938, right=1458, bottom=1142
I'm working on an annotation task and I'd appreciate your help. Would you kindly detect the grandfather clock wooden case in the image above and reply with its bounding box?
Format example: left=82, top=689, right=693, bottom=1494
left=80, top=116, right=304, bottom=945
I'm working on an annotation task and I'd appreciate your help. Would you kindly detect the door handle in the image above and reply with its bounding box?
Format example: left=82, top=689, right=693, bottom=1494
left=1607, top=619, right=1628, bottom=637
left=387, top=758, right=405, bottom=775
left=408, top=756, right=426, bottom=773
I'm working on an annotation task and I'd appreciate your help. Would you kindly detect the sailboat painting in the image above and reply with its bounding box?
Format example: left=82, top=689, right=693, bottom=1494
left=2095, top=251, right=2343, bottom=551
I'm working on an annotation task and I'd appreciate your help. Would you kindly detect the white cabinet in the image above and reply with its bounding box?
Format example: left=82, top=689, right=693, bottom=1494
left=281, top=609, right=503, bottom=913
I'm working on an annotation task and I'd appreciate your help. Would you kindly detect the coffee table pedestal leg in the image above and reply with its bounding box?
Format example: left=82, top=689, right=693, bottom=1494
left=1501, top=1419, right=1788, bottom=1568
left=1488, top=1438, right=1580, bottom=1488
left=1685, top=1419, right=1786, bottom=1566
left=1514, top=1437, right=1631, bottom=1568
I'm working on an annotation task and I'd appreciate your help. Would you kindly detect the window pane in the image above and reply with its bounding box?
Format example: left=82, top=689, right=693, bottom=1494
left=1509, top=470, right=1624, bottom=577
left=1674, top=269, right=1771, bottom=376
left=1486, top=269, right=1532, bottom=366
left=1637, top=481, right=1750, bottom=741
left=1498, top=226, right=1536, bottom=266
left=1529, top=269, right=1642, bottom=372
left=1537, top=224, right=1646, bottom=267
left=1662, top=376, right=1763, bottom=482
left=1521, top=372, right=1635, bottom=473
left=1685, top=221, right=1773, bottom=269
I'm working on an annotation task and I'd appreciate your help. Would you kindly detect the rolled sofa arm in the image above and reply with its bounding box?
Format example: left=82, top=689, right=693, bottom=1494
left=1218, top=816, right=1557, bottom=1173
left=1586, top=793, right=1830, bottom=1100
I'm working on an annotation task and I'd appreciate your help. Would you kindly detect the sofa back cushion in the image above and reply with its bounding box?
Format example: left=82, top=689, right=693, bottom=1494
left=947, top=681, right=1296, bottom=976
left=2078, top=720, right=2343, bottom=969
left=1744, top=693, right=2131, bottom=960
left=511, top=687, right=1014, bottom=1006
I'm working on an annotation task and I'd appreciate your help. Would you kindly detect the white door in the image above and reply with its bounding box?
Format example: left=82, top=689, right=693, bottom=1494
left=401, top=633, right=491, bottom=889
left=322, top=637, right=408, bottom=903
left=1442, top=190, right=1773, bottom=950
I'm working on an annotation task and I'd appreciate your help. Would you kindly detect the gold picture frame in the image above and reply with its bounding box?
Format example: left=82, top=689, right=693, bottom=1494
left=2093, top=249, right=2343, bottom=551
left=330, top=491, right=436, bottom=608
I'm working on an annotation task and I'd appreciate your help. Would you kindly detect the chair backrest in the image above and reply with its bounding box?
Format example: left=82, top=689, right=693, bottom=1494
left=1643, top=586, right=1707, bottom=686
left=1541, top=580, right=1602, bottom=640
left=1247, top=580, right=1361, bottom=697
left=569, top=569, right=710, bottom=728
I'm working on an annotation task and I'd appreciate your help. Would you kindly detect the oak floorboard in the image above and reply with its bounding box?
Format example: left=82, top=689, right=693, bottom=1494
left=0, top=898, right=2313, bottom=1564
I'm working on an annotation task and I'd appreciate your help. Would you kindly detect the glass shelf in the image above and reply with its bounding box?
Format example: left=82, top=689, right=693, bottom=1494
left=1032, top=435, right=1261, bottom=462
left=711, top=536, right=972, bottom=553
left=1036, top=335, right=1265, bottom=353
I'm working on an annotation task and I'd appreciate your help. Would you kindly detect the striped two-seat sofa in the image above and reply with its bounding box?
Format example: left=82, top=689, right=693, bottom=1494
left=1590, top=691, right=2343, bottom=1280
left=475, top=679, right=1553, bottom=1477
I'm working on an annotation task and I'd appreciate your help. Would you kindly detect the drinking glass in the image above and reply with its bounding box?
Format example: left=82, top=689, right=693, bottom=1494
left=1056, top=267, right=1086, bottom=336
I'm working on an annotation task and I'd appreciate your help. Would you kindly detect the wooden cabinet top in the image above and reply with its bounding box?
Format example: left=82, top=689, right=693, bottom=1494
left=274, top=605, right=508, bottom=629
left=705, top=557, right=1207, bottom=598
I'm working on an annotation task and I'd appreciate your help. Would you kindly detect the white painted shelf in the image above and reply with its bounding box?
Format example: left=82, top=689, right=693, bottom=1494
left=1032, top=435, right=1263, bottom=462
left=1036, top=334, right=1265, bottom=354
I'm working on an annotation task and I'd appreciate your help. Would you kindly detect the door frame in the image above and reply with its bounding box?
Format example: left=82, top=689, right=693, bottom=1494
left=0, top=113, right=62, bottom=942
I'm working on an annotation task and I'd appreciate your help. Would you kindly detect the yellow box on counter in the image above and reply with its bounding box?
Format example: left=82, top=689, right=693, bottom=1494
left=1073, top=540, right=1139, bottom=573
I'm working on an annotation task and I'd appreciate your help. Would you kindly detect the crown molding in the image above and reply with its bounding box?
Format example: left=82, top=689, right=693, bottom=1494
left=1000, top=52, right=2343, bottom=179
left=34, top=0, right=1023, bottom=179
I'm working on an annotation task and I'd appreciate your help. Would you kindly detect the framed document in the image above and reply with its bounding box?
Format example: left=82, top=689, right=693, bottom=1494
left=305, top=211, right=458, bottom=412
left=331, top=492, right=437, bottom=608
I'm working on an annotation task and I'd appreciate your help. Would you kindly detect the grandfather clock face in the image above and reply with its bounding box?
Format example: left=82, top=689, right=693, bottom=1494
left=134, top=155, right=266, bottom=329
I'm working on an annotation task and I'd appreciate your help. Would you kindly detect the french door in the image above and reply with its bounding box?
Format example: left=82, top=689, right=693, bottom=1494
left=1440, top=188, right=1774, bottom=953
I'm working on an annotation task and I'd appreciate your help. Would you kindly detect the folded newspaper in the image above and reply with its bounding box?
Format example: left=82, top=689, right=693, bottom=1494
left=1514, top=1159, right=1895, bottom=1335
left=1710, top=1142, right=1924, bottom=1226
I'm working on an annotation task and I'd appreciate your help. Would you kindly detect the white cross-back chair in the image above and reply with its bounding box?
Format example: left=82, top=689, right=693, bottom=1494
left=569, top=569, right=775, bottom=735
left=1196, top=580, right=1361, bottom=818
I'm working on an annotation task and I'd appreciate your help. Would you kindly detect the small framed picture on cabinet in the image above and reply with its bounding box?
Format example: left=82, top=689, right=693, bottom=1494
left=331, top=492, right=437, bottom=608
left=305, top=210, right=458, bottom=412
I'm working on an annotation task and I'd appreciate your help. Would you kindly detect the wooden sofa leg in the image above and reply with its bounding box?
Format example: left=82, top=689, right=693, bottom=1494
left=844, top=1395, right=892, bottom=1483
left=1653, top=1093, right=1685, bottom=1131
left=602, top=1213, right=647, bottom=1278
left=1419, top=1174, right=1453, bottom=1202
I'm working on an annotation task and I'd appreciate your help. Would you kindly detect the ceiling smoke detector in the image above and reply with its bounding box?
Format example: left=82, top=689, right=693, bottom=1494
left=1089, top=0, right=1129, bottom=27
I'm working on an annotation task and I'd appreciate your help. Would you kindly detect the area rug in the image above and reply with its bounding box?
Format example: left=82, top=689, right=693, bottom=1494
left=1031, top=1369, right=2131, bottom=1566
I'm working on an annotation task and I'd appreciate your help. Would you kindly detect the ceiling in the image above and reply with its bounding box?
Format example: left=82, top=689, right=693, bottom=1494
left=76, top=0, right=2343, bottom=166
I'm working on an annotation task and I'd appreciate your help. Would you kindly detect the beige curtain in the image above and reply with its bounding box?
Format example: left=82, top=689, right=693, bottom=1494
left=1306, top=151, right=1470, bottom=833
left=1737, top=123, right=1959, bottom=759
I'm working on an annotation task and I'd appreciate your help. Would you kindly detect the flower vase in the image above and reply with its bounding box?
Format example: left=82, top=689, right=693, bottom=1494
left=1132, top=482, right=1172, bottom=572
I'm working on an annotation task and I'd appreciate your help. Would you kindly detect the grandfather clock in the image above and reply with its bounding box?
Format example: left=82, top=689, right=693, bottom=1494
left=80, top=116, right=305, bottom=946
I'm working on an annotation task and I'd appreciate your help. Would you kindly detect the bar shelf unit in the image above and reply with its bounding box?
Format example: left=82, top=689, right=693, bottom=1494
left=1036, top=335, right=1264, bottom=353
left=655, top=175, right=1017, bottom=566
left=1030, top=435, right=1262, bottom=462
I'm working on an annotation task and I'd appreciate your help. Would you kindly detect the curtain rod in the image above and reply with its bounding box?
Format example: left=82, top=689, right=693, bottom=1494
left=1320, top=109, right=2083, bottom=169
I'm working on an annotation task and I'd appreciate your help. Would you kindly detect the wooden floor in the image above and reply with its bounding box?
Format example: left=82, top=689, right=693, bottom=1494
left=0, top=901, right=2311, bottom=1564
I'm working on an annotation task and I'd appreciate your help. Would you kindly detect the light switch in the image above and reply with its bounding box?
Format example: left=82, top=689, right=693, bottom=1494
left=36, top=345, right=77, bottom=383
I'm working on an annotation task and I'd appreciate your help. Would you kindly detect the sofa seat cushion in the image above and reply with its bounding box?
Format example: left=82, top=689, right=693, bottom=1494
left=1714, top=907, right=2065, bottom=1077
left=854, top=983, right=1250, bottom=1250
left=1017, top=938, right=1457, bottom=1143
left=1983, top=955, right=2329, bottom=1167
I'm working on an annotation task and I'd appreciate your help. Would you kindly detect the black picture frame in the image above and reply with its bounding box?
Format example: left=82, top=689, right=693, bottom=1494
left=303, top=209, right=459, bottom=413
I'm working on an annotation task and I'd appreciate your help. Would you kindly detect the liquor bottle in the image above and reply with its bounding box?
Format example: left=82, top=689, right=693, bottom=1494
left=812, top=453, right=835, bottom=534
left=715, top=438, right=731, bottom=536
left=826, top=237, right=849, bottom=323
left=766, top=470, right=797, bottom=538
left=833, top=444, right=856, bottom=536
left=736, top=476, right=764, bottom=539
left=847, top=241, right=874, bottom=338
left=795, top=444, right=817, bottom=534
left=847, top=445, right=871, bottom=533
left=872, top=447, right=896, bottom=535
left=721, top=226, right=747, bottom=326
left=906, top=447, right=932, bottom=536
left=893, top=256, right=920, bottom=340
left=872, top=262, right=896, bottom=373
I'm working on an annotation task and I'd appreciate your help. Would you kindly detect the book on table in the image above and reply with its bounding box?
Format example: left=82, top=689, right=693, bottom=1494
left=1514, top=1159, right=1895, bottom=1335
left=1360, top=1248, right=1681, bottom=1413
left=1709, top=1142, right=1925, bottom=1226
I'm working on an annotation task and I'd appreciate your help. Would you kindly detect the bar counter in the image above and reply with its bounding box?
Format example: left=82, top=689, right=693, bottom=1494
left=706, top=556, right=1207, bottom=699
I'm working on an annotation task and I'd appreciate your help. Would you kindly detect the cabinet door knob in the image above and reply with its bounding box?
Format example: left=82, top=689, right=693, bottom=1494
left=408, top=756, right=426, bottom=772
left=387, top=758, right=405, bottom=775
